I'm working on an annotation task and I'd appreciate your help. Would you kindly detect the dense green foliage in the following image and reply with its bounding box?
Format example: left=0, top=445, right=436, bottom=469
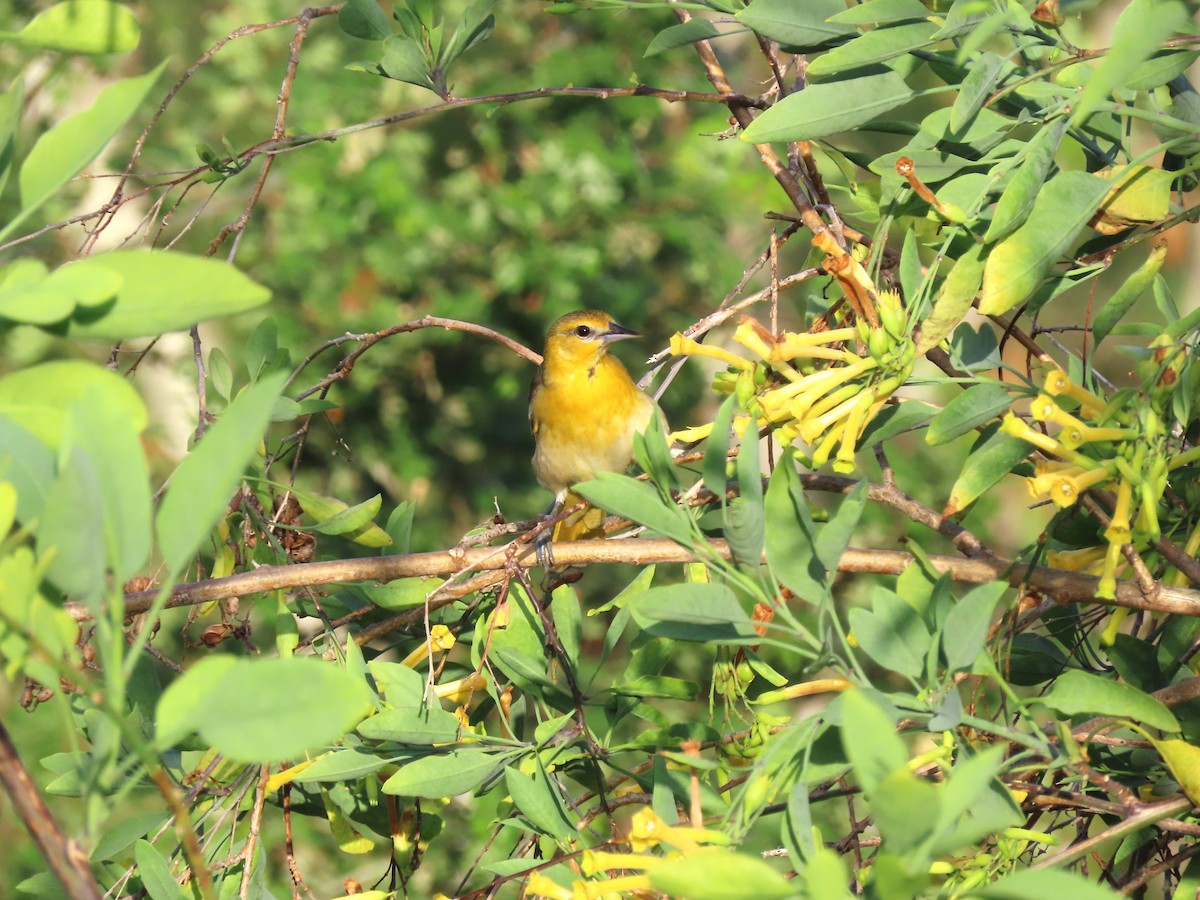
left=2, top=1, right=1200, bottom=899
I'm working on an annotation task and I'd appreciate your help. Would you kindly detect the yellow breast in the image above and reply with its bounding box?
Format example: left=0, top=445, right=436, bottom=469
left=530, top=354, right=657, bottom=494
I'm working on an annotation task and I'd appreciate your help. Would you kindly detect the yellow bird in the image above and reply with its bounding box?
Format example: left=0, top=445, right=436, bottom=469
left=530, top=309, right=659, bottom=559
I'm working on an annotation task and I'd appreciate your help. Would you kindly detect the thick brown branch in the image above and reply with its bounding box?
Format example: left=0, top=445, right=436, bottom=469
left=0, top=719, right=103, bottom=900
left=70, top=537, right=1200, bottom=624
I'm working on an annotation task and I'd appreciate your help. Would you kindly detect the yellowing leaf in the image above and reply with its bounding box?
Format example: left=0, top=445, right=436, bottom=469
left=1153, top=739, right=1200, bottom=804
left=1089, top=165, right=1174, bottom=235
left=978, top=171, right=1109, bottom=316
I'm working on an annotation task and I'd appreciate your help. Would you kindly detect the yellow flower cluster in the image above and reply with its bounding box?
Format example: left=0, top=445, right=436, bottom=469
left=1000, top=368, right=1180, bottom=599
left=524, top=808, right=729, bottom=900
left=669, top=291, right=915, bottom=474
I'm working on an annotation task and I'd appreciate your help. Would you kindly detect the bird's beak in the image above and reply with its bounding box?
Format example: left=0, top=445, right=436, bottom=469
left=602, top=321, right=640, bottom=343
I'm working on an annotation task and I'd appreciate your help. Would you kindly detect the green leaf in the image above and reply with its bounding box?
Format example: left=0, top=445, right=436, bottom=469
left=807, top=22, right=940, bottom=78
left=339, top=0, right=392, bottom=40
left=3, top=1, right=140, bottom=54
left=0, top=78, right=25, bottom=200
left=726, top=430, right=764, bottom=568
left=741, top=69, right=914, bottom=142
left=380, top=33, right=434, bottom=91
left=505, top=764, right=576, bottom=841
left=35, top=445, right=105, bottom=603
left=357, top=706, right=461, bottom=745
left=1072, top=0, right=1189, bottom=125
left=441, top=0, right=497, bottom=64
left=286, top=486, right=392, bottom=548
left=977, top=171, right=1110, bottom=316
left=951, top=54, right=1009, bottom=132
left=764, top=457, right=825, bottom=599
left=1125, top=50, right=1199, bottom=92
left=926, top=381, right=1012, bottom=446
left=815, top=479, right=866, bottom=576
left=353, top=576, right=439, bottom=611
left=872, top=767, right=941, bottom=854
left=736, top=0, right=853, bottom=51
left=306, top=493, right=382, bottom=536
left=1093, top=243, right=1167, bottom=345
left=932, top=745, right=1019, bottom=854
left=645, top=18, right=722, bottom=57
left=984, top=118, right=1068, bottom=243
left=291, top=748, right=392, bottom=783
left=155, top=372, right=286, bottom=574
left=0, top=359, right=146, bottom=447
left=849, top=588, right=929, bottom=677
left=629, top=583, right=759, bottom=643
left=650, top=848, right=794, bottom=900
left=702, top=394, right=738, bottom=497
left=9, top=62, right=165, bottom=242
left=133, top=839, right=181, bottom=900
left=1040, top=669, right=1180, bottom=732
left=915, top=244, right=987, bottom=357
left=838, top=689, right=907, bottom=793
left=0, top=255, right=123, bottom=325
left=154, top=655, right=239, bottom=749
left=382, top=749, right=507, bottom=799
left=573, top=472, right=694, bottom=545
left=969, top=867, right=1123, bottom=900
left=828, top=0, right=933, bottom=25
left=609, top=675, right=699, bottom=700
left=193, top=656, right=372, bottom=762
left=944, top=425, right=1032, bottom=516
left=941, top=582, right=1007, bottom=672
left=64, top=250, right=271, bottom=339
left=68, top=385, right=152, bottom=585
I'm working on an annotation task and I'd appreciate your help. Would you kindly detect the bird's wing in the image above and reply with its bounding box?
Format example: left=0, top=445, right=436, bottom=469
left=528, top=364, right=544, bottom=436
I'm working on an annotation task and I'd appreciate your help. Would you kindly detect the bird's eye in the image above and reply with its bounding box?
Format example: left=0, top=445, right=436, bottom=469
left=574, top=325, right=593, bottom=338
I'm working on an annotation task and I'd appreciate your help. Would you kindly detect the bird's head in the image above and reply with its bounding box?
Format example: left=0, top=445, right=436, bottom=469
left=542, top=309, right=640, bottom=370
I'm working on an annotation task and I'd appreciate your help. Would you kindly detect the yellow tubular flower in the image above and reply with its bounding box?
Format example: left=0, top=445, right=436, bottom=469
left=525, top=871, right=575, bottom=900
left=834, top=392, right=874, bottom=474
left=531, top=310, right=663, bottom=554
left=1043, top=370, right=1106, bottom=418
left=1046, top=546, right=1109, bottom=573
left=669, top=332, right=754, bottom=370
left=400, top=624, right=456, bottom=668
left=1098, top=537, right=1125, bottom=600
left=434, top=672, right=487, bottom=704
left=1047, top=463, right=1114, bottom=507
left=999, top=413, right=1066, bottom=455
left=581, top=875, right=653, bottom=899
left=1105, top=479, right=1134, bottom=544
left=581, top=850, right=666, bottom=875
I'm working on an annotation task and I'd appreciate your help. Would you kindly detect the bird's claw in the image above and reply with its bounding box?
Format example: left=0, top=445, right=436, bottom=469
left=534, top=528, right=557, bottom=571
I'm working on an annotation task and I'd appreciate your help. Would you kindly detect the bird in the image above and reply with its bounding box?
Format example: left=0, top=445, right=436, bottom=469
left=529, top=309, right=660, bottom=565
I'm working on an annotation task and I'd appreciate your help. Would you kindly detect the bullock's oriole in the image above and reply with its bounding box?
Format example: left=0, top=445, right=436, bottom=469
left=530, top=310, right=659, bottom=562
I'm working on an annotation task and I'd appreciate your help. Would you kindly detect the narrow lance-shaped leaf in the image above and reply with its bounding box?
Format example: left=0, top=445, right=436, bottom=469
left=926, top=381, right=1012, bottom=446
left=736, top=0, right=853, bottom=51
left=984, top=117, right=1067, bottom=243
left=977, top=171, right=1110, bottom=316
left=1041, top=669, right=1180, bottom=732
left=9, top=62, right=166, bottom=242
left=1072, top=0, right=1189, bottom=125
left=741, top=70, right=914, bottom=142
left=156, top=371, right=287, bottom=574
left=806, top=21, right=940, bottom=78
left=1092, top=243, right=1167, bottom=345
left=943, top=425, right=1032, bottom=517
left=914, top=241, right=985, bottom=356
left=0, top=1, right=140, bottom=54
